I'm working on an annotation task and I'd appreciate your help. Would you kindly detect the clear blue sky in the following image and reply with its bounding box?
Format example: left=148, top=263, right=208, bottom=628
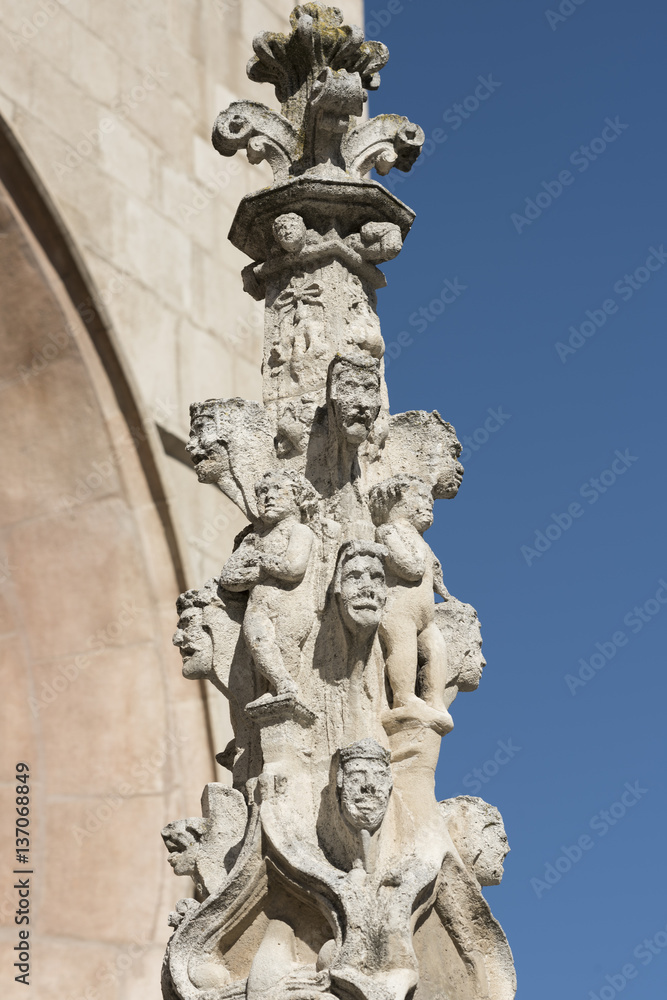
left=367, top=1, right=667, bottom=997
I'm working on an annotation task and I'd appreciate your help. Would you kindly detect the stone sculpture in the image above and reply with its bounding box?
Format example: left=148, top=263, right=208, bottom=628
left=369, top=475, right=453, bottom=735
left=163, top=7, right=516, bottom=1000
left=219, top=469, right=319, bottom=711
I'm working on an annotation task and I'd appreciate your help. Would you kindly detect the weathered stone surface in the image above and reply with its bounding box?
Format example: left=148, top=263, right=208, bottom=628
left=163, top=7, right=516, bottom=1000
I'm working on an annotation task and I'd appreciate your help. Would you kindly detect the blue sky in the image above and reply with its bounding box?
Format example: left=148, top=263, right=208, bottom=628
left=367, top=1, right=667, bottom=997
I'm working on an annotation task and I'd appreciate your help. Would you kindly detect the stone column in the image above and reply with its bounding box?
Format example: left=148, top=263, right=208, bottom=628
left=163, top=6, right=517, bottom=1000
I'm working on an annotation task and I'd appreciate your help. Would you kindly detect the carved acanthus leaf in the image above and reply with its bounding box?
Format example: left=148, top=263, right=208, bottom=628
left=247, top=3, right=389, bottom=110
left=342, top=115, right=426, bottom=178
left=212, top=101, right=298, bottom=185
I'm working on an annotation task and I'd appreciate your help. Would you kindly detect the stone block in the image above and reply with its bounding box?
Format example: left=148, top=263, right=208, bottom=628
left=32, top=643, right=167, bottom=797
left=69, top=19, right=121, bottom=107
left=123, top=196, right=192, bottom=313
left=176, top=318, right=235, bottom=418
left=41, top=796, right=165, bottom=942
left=6, top=496, right=155, bottom=662
left=0, top=353, right=120, bottom=527
left=99, top=120, right=152, bottom=201
left=33, top=938, right=119, bottom=1000
left=28, top=56, right=91, bottom=149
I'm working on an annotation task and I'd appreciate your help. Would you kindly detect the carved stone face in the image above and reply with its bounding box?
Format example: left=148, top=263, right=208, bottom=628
left=186, top=413, right=230, bottom=485
left=273, top=212, right=306, bottom=252
left=338, top=553, right=386, bottom=631
left=339, top=758, right=392, bottom=832
left=435, top=455, right=464, bottom=500
left=390, top=479, right=434, bottom=533
left=329, top=363, right=381, bottom=445
left=456, top=637, right=486, bottom=692
left=471, top=817, right=510, bottom=886
left=161, top=821, right=201, bottom=878
left=256, top=474, right=299, bottom=526
left=441, top=799, right=510, bottom=887
left=173, top=606, right=213, bottom=678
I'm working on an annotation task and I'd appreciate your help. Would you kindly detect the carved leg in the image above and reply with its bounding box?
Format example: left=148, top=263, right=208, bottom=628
left=417, top=622, right=451, bottom=714
left=379, top=616, right=420, bottom=708
left=243, top=608, right=299, bottom=698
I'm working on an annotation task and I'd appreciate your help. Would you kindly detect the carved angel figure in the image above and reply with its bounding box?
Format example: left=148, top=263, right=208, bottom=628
left=368, top=475, right=453, bottom=734
left=220, top=470, right=319, bottom=708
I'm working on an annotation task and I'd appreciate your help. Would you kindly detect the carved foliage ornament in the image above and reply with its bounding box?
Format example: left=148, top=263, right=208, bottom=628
left=211, top=4, right=424, bottom=184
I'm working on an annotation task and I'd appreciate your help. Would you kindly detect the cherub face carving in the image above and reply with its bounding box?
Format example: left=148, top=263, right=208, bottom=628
left=334, top=542, right=387, bottom=632
left=337, top=742, right=393, bottom=833
left=256, top=473, right=300, bottom=526
left=328, top=356, right=382, bottom=446
left=387, top=478, right=434, bottom=533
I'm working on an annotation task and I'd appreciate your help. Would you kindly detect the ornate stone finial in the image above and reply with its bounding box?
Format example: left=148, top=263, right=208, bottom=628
left=162, top=7, right=516, bottom=1000
left=247, top=3, right=389, bottom=102
left=212, top=3, right=424, bottom=193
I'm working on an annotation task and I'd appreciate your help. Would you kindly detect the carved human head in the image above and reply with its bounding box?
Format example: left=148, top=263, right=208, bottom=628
left=425, top=414, right=464, bottom=499
left=327, top=354, right=382, bottom=445
left=333, top=540, right=387, bottom=632
left=337, top=739, right=393, bottom=833
left=434, top=599, right=485, bottom=692
left=186, top=399, right=273, bottom=498
left=388, top=411, right=464, bottom=500
left=439, top=796, right=509, bottom=886
left=254, top=469, right=319, bottom=526
left=186, top=399, right=231, bottom=485
left=173, top=580, right=220, bottom=679
left=273, top=212, right=307, bottom=253
left=368, top=474, right=434, bottom=533
left=161, top=818, right=208, bottom=877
